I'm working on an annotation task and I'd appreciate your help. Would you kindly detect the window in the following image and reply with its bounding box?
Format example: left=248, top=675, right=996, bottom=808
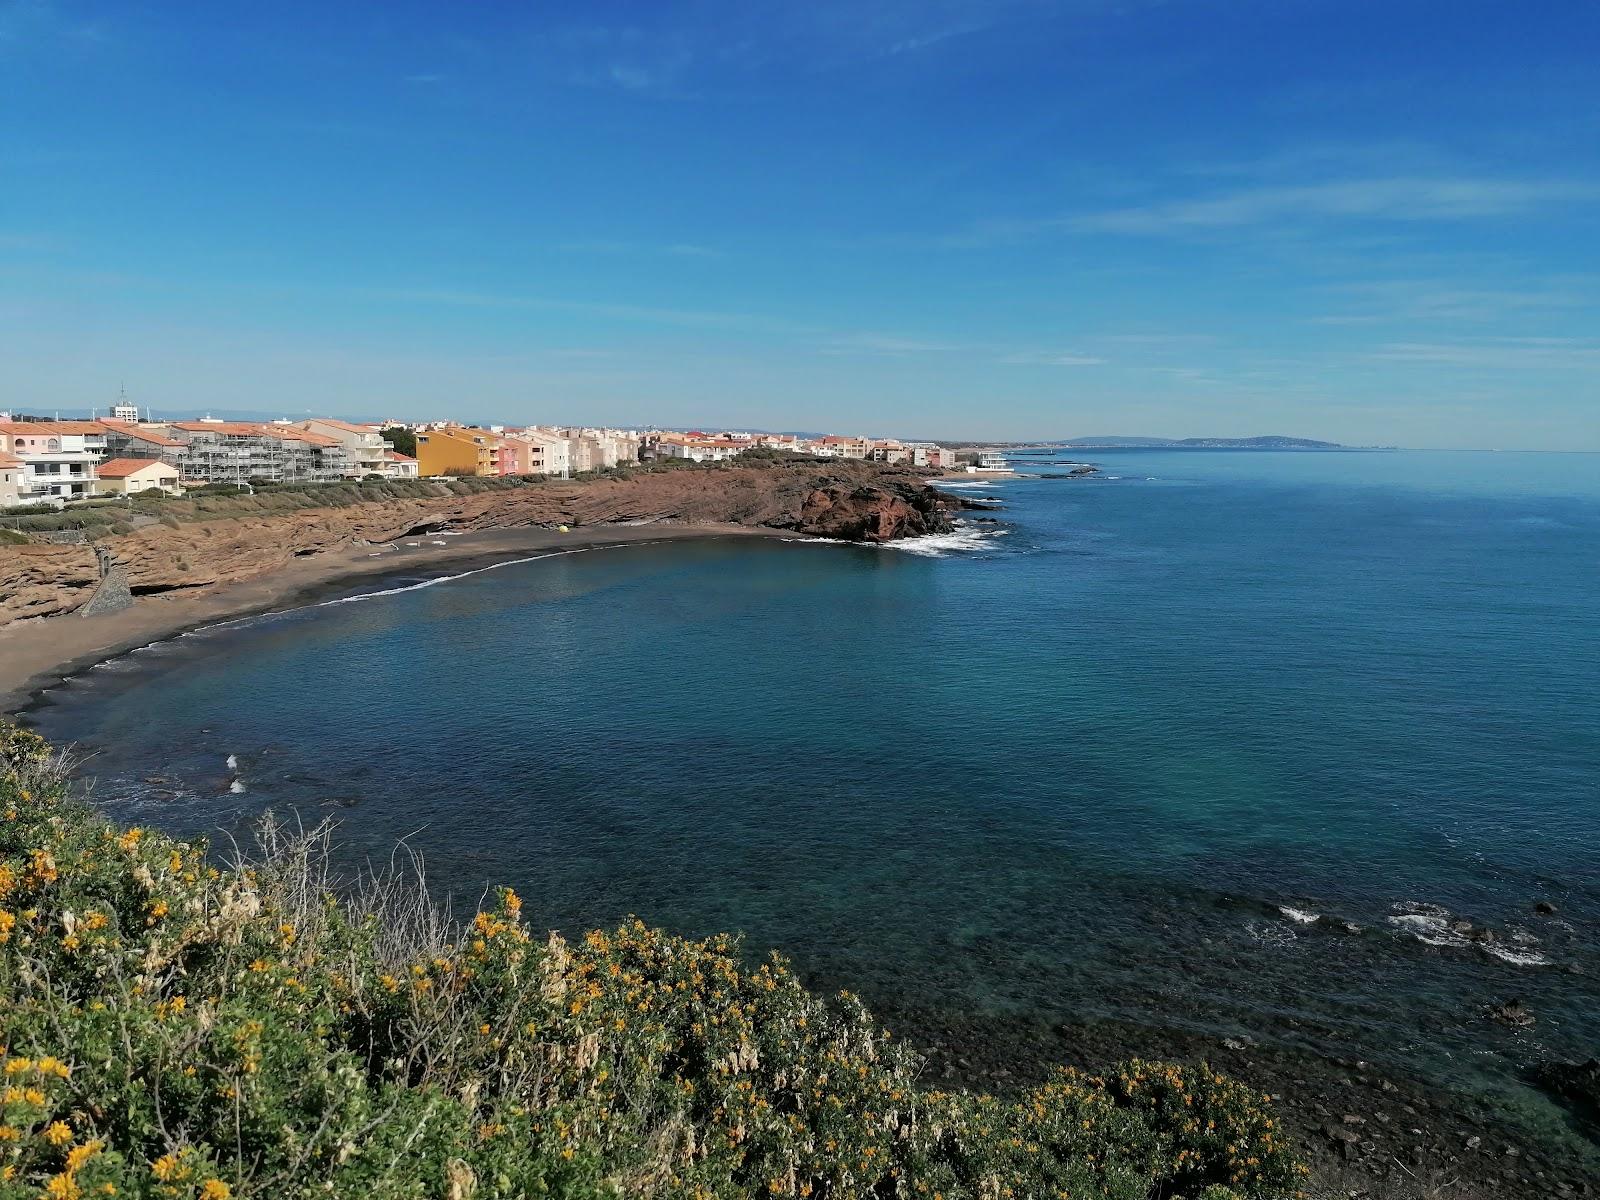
left=47, top=438, right=60, bottom=451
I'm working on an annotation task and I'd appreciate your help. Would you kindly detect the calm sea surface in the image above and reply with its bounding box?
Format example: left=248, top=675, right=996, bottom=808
left=29, top=449, right=1600, bottom=1138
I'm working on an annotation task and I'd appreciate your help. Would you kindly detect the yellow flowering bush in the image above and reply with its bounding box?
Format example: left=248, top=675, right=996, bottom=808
left=0, top=723, right=1306, bottom=1198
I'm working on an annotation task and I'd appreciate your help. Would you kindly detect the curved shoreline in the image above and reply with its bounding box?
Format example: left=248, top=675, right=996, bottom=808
left=0, top=521, right=805, bottom=718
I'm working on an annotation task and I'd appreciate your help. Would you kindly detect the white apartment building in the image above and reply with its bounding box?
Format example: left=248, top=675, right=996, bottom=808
left=654, top=435, right=752, bottom=462
left=0, top=422, right=106, bottom=502
left=521, top=428, right=572, bottom=475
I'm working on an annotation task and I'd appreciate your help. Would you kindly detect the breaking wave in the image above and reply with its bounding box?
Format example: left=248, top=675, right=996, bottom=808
left=880, top=523, right=1009, bottom=557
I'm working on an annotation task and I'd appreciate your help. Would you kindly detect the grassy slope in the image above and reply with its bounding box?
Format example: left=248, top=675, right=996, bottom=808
left=0, top=725, right=1305, bottom=1199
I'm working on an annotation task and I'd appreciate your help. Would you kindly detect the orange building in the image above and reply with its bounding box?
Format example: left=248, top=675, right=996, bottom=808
left=414, top=427, right=498, bottom=477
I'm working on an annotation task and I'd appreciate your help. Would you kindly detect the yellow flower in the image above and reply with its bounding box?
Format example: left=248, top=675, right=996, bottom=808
left=44, top=1119, right=73, bottom=1145
left=200, top=1180, right=231, bottom=1200
left=151, top=1154, right=179, bottom=1181
left=117, top=827, right=144, bottom=850
left=65, top=1141, right=102, bottom=1171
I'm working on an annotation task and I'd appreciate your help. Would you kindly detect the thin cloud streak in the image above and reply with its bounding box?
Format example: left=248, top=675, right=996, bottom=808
left=368, top=286, right=797, bottom=331
left=943, top=176, right=1598, bottom=246
left=1372, top=339, right=1600, bottom=371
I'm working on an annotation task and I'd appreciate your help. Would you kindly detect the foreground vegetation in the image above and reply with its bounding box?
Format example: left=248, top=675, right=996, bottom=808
left=0, top=724, right=1306, bottom=1198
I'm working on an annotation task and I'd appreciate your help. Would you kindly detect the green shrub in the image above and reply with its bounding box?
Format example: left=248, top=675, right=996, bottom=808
left=0, top=728, right=1306, bottom=1198
left=0, top=529, right=29, bottom=545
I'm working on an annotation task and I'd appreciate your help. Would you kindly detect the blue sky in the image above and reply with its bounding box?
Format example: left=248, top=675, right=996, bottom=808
left=3, top=0, right=1598, bottom=448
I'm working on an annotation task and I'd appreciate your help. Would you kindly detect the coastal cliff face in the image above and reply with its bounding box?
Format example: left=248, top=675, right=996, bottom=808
left=0, top=462, right=963, bottom=626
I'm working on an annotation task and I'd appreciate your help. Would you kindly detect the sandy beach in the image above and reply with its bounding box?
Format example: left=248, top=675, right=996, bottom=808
left=0, top=521, right=795, bottom=716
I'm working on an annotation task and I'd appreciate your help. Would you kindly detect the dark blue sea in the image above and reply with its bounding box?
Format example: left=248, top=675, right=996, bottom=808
left=29, top=449, right=1600, bottom=1153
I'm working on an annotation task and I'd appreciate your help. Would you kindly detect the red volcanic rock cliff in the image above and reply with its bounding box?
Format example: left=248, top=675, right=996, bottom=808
left=0, top=462, right=965, bottom=626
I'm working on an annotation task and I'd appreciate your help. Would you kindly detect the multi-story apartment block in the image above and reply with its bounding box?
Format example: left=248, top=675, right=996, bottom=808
left=301, top=419, right=393, bottom=477
left=98, top=421, right=185, bottom=466
left=0, top=422, right=106, bottom=501
left=414, top=426, right=498, bottom=477
left=159, top=422, right=351, bottom=484
left=653, top=434, right=753, bottom=462
left=534, top=430, right=575, bottom=476
left=811, top=435, right=872, bottom=459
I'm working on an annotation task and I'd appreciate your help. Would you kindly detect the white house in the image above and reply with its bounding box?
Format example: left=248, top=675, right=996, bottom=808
left=385, top=450, right=419, bottom=479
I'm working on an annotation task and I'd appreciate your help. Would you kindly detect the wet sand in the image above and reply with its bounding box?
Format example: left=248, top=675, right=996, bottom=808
left=0, top=521, right=795, bottom=715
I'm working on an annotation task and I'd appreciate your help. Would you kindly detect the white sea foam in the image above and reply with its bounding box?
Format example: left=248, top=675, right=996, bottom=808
left=880, top=523, right=1007, bottom=557
left=225, top=754, right=238, bottom=770
left=1483, top=944, right=1551, bottom=967
left=308, top=546, right=603, bottom=609
left=1279, top=906, right=1320, bottom=925
left=1387, top=912, right=1466, bottom=948
left=228, top=779, right=246, bottom=794
left=1246, top=920, right=1296, bottom=948
left=1386, top=903, right=1551, bottom=966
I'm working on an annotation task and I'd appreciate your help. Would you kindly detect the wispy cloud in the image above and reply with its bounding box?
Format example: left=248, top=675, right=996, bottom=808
left=368, top=286, right=790, bottom=331
left=820, top=333, right=967, bottom=356
left=1311, top=278, right=1590, bottom=324
left=531, top=2, right=1058, bottom=96
left=1065, top=177, right=1596, bottom=236
left=1372, top=338, right=1600, bottom=371
left=939, top=168, right=1598, bottom=248
left=557, top=239, right=724, bottom=259
left=998, top=351, right=1106, bottom=366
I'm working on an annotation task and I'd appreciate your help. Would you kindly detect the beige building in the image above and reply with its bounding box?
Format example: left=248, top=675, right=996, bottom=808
left=0, top=451, right=22, bottom=507
left=301, top=418, right=392, bottom=477
left=93, top=458, right=184, bottom=496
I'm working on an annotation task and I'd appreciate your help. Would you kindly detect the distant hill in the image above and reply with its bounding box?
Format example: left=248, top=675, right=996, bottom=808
left=1055, top=435, right=1346, bottom=450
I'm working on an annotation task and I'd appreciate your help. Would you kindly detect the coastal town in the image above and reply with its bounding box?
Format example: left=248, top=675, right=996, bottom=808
left=0, top=401, right=967, bottom=508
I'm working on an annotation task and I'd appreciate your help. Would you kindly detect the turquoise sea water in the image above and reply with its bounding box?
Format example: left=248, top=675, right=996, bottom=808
left=28, top=449, right=1600, bottom=1139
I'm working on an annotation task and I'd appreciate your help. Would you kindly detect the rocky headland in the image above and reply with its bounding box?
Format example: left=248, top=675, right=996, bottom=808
left=0, top=459, right=965, bottom=627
